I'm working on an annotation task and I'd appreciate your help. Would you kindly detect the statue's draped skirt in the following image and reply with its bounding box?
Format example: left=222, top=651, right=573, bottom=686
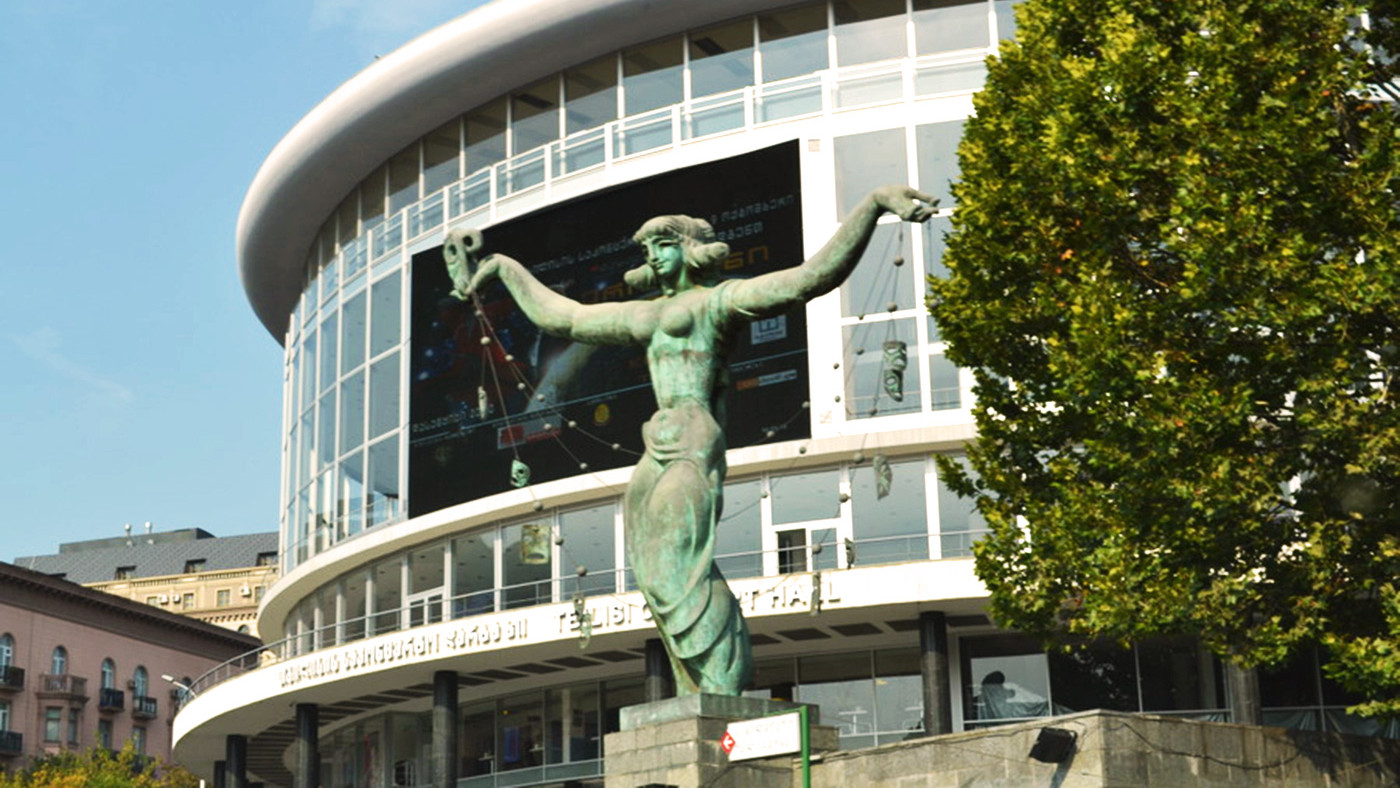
left=624, top=399, right=752, bottom=694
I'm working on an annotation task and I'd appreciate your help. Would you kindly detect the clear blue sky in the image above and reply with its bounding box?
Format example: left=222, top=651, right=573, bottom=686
left=0, top=1, right=487, bottom=561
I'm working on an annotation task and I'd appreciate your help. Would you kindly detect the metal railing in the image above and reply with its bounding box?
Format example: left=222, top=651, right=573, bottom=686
left=37, top=674, right=86, bottom=699
left=98, top=687, right=125, bottom=711
left=0, top=665, right=23, bottom=690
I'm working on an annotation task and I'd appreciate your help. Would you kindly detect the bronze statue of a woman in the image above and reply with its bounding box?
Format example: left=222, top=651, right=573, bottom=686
left=449, top=185, right=934, bottom=695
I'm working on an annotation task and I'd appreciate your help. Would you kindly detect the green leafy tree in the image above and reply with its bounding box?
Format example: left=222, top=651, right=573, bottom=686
left=930, top=0, right=1400, bottom=715
left=0, top=744, right=198, bottom=788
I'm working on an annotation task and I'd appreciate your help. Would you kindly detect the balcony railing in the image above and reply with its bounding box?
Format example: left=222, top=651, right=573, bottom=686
left=0, top=665, right=23, bottom=691
left=37, top=674, right=86, bottom=701
left=131, top=697, right=158, bottom=722
left=0, top=731, right=21, bottom=757
left=98, top=687, right=125, bottom=712
left=132, top=695, right=158, bottom=719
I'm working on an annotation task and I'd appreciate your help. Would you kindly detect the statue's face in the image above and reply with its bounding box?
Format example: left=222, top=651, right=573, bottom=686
left=643, top=236, right=686, bottom=281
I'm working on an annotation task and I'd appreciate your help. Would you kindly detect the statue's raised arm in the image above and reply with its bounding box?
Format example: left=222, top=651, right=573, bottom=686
left=724, top=184, right=935, bottom=319
left=449, top=229, right=642, bottom=347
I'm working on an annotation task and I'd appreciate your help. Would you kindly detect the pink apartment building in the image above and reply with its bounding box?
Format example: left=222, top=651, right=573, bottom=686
left=0, top=561, right=260, bottom=773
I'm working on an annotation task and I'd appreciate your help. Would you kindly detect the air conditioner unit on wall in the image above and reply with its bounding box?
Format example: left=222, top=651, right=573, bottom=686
left=159, top=594, right=169, bottom=603
left=239, top=586, right=252, bottom=597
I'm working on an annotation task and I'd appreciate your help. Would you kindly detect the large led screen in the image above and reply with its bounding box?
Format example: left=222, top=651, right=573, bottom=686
left=409, top=141, right=807, bottom=517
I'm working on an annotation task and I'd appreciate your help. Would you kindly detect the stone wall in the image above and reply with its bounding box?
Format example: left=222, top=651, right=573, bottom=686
left=808, top=710, right=1400, bottom=788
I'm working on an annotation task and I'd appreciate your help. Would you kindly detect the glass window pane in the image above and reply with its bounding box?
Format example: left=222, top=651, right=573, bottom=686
left=962, top=634, right=1051, bottom=723
left=747, top=657, right=797, bottom=702
left=368, top=436, right=400, bottom=527
left=361, top=166, right=386, bottom=231
left=499, top=693, right=545, bottom=771
left=369, top=352, right=400, bottom=440
left=373, top=557, right=402, bottom=634
left=465, top=97, right=508, bottom=173
left=341, top=292, right=366, bottom=374
left=716, top=479, right=762, bottom=579
left=874, top=648, right=924, bottom=738
left=623, top=37, right=683, bottom=114
left=689, top=20, right=754, bottom=98
left=1260, top=649, right=1321, bottom=708
left=834, top=0, right=908, bottom=66
left=546, top=684, right=600, bottom=763
left=798, top=652, right=875, bottom=747
left=423, top=119, right=461, bottom=195
left=840, top=222, right=915, bottom=317
left=566, top=55, right=618, bottom=134
left=301, top=329, right=317, bottom=413
left=370, top=272, right=402, bottom=357
left=511, top=76, right=560, bottom=154
left=834, top=128, right=907, bottom=219
left=409, top=543, right=444, bottom=595
left=851, top=458, right=927, bottom=565
left=502, top=522, right=551, bottom=609
left=560, top=504, right=616, bottom=598
left=1048, top=643, right=1139, bottom=713
left=843, top=318, right=922, bottom=418
left=771, top=469, right=841, bottom=524
left=913, top=0, right=990, bottom=54
left=915, top=120, right=965, bottom=209
left=388, top=144, right=419, bottom=214
left=759, top=3, right=829, bottom=82
left=318, top=314, right=338, bottom=392
left=336, top=191, right=359, bottom=247
left=340, top=369, right=365, bottom=450
left=937, top=455, right=986, bottom=556
left=1138, top=638, right=1223, bottom=712
left=317, top=392, right=336, bottom=465
left=459, top=700, right=496, bottom=777
left=344, top=571, right=367, bottom=641
left=929, top=354, right=961, bottom=410
left=340, top=451, right=364, bottom=538
left=452, top=530, right=497, bottom=617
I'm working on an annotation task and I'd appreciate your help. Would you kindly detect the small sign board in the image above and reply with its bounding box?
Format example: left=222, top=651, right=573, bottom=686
left=721, top=711, right=802, bottom=761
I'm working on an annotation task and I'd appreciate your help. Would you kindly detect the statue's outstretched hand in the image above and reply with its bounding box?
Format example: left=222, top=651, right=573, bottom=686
left=460, top=254, right=513, bottom=299
left=873, top=185, right=937, bottom=223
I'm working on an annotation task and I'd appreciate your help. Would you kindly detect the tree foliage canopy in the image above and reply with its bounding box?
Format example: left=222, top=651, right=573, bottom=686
left=0, top=745, right=197, bottom=788
left=930, top=0, right=1400, bottom=715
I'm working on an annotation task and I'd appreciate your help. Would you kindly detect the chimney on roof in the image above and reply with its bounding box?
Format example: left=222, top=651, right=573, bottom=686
left=145, top=521, right=154, bottom=544
left=124, top=523, right=132, bottom=546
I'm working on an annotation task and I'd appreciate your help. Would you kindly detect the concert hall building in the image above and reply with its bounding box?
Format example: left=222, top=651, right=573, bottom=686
left=172, top=2, right=1395, bottom=786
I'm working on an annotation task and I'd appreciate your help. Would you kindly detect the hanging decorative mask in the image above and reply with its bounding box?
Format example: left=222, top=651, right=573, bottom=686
left=510, top=458, right=531, bottom=488
left=521, top=523, right=551, bottom=565
left=874, top=453, right=893, bottom=499
left=478, top=385, right=489, bottom=421
left=882, top=340, right=908, bottom=402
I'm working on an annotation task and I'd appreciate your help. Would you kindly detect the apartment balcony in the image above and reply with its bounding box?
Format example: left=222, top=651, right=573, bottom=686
left=36, top=674, right=86, bottom=702
left=98, top=687, right=125, bottom=712
left=0, top=665, right=22, bottom=691
left=132, top=694, right=158, bottom=719
left=0, top=731, right=21, bottom=757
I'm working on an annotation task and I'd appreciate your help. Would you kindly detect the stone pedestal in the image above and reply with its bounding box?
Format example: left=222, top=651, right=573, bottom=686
left=604, top=694, right=838, bottom=788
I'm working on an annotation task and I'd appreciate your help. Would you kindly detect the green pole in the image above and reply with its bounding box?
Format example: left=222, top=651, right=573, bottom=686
left=799, top=705, right=811, bottom=788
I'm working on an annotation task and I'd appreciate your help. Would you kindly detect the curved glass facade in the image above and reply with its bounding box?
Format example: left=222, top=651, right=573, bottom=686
left=278, top=0, right=1015, bottom=572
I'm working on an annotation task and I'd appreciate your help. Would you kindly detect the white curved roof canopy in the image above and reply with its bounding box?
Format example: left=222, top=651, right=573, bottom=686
left=237, top=0, right=791, bottom=340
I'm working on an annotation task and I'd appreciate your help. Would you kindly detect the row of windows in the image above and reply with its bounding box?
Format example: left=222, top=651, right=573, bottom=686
left=141, top=585, right=266, bottom=609
left=280, top=455, right=987, bottom=656
left=0, top=640, right=154, bottom=697
left=300, top=0, right=1018, bottom=283
left=31, top=706, right=145, bottom=753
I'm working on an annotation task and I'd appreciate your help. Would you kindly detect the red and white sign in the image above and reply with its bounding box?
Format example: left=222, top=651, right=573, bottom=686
left=721, top=711, right=801, bottom=761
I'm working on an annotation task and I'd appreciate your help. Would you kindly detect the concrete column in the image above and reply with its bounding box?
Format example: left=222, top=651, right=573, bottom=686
left=212, top=760, right=226, bottom=788
left=644, top=638, right=674, bottom=702
left=1226, top=661, right=1262, bottom=726
left=225, top=734, right=247, bottom=788
left=918, top=610, right=953, bottom=736
left=296, top=703, right=319, bottom=788
left=433, top=670, right=459, bottom=788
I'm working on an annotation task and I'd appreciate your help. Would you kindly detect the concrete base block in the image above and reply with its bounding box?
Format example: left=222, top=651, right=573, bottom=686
left=605, top=694, right=836, bottom=788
